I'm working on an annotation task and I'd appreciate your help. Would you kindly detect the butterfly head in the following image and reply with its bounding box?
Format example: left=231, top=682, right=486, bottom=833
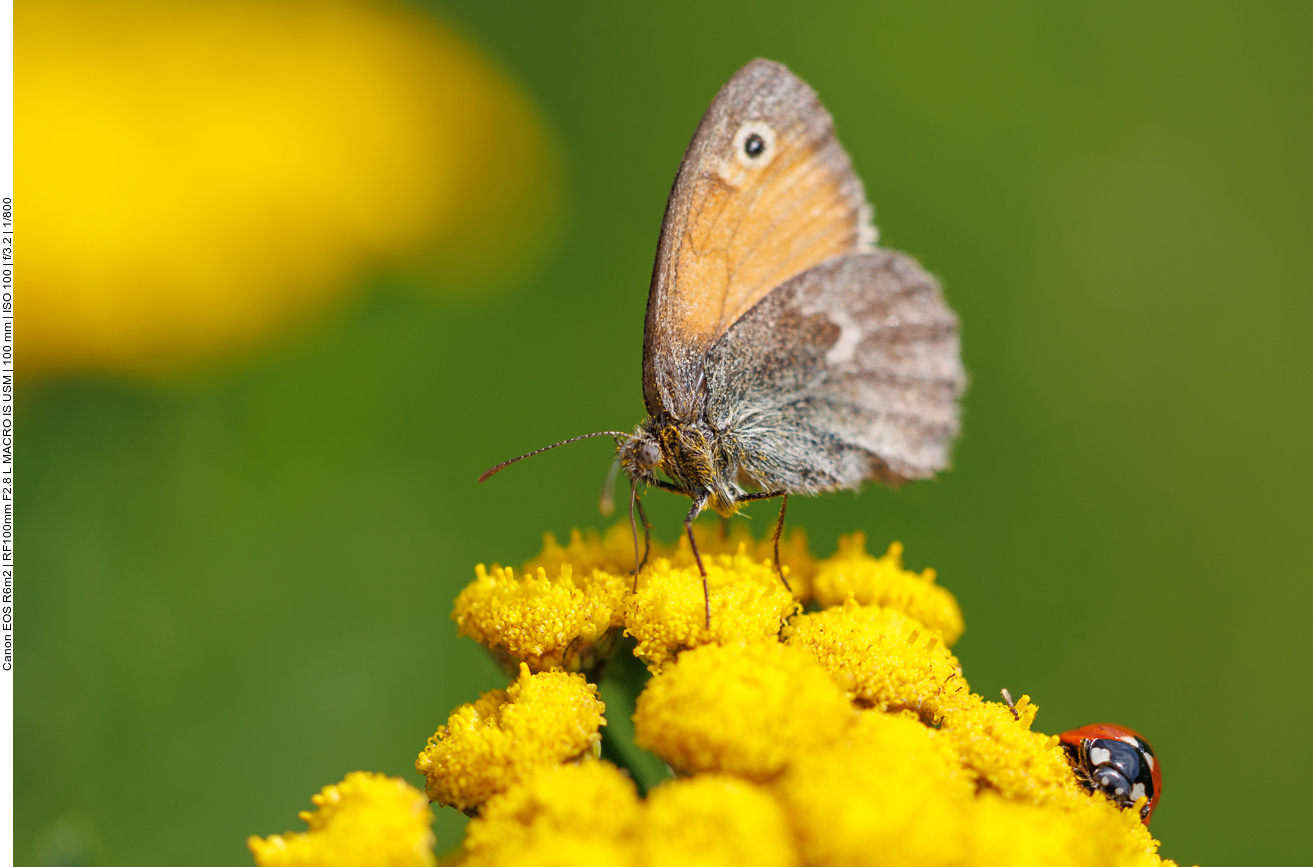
left=617, top=425, right=664, bottom=482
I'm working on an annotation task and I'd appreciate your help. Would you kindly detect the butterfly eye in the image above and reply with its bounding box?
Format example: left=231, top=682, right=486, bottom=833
left=744, top=133, right=765, bottom=158
left=637, top=442, right=661, bottom=471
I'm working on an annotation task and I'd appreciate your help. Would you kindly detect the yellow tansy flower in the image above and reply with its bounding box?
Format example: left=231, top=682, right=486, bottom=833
left=784, top=598, right=971, bottom=720
left=247, top=771, right=435, bottom=867
left=940, top=693, right=1078, bottom=805
left=522, top=526, right=650, bottom=582
left=776, top=710, right=974, bottom=866
left=685, top=523, right=818, bottom=602
left=811, top=533, right=965, bottom=644
left=453, top=561, right=628, bottom=674
left=632, top=641, right=852, bottom=780
left=524, top=523, right=816, bottom=601
left=463, top=761, right=640, bottom=867
left=415, top=663, right=605, bottom=811
left=624, top=544, right=799, bottom=670
left=638, top=774, right=799, bottom=867
left=967, top=792, right=1165, bottom=867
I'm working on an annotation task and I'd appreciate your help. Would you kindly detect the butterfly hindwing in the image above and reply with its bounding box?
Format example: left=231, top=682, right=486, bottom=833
left=642, top=59, right=875, bottom=422
left=703, top=252, right=965, bottom=492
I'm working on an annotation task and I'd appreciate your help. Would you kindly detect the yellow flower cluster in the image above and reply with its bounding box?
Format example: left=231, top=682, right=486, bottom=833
left=435, top=525, right=1185, bottom=867
left=247, top=772, right=435, bottom=867
left=249, top=524, right=1189, bottom=866
left=454, top=524, right=815, bottom=672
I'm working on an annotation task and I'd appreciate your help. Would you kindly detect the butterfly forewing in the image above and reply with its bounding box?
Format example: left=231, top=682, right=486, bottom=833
left=703, top=252, right=965, bottom=492
left=642, top=59, right=875, bottom=422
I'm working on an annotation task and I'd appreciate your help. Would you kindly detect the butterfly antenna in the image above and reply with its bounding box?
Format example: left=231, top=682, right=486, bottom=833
left=477, top=431, right=630, bottom=483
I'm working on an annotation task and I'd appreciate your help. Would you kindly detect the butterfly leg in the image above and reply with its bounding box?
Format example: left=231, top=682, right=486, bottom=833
left=771, top=493, right=790, bottom=592
left=683, top=493, right=711, bottom=628
left=736, top=490, right=790, bottom=592
left=651, top=477, right=690, bottom=496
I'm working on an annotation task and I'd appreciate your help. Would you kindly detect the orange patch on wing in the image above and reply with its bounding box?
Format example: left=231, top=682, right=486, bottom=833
left=672, top=137, right=864, bottom=351
left=641, top=60, right=875, bottom=420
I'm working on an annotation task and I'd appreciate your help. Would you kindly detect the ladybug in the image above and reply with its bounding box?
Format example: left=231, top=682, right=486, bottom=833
left=1059, top=723, right=1161, bottom=825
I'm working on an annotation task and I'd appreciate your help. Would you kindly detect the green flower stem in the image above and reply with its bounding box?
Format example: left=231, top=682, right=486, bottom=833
left=596, top=635, right=672, bottom=795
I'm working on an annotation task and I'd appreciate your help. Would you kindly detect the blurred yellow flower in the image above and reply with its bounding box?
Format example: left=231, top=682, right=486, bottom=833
left=20, top=0, right=560, bottom=377
left=776, top=710, right=973, bottom=866
left=247, top=771, right=435, bottom=867
left=254, top=526, right=1190, bottom=866
left=637, top=774, right=799, bottom=867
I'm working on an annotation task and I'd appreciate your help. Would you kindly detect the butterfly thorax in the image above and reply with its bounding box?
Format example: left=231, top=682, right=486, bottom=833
left=622, top=416, right=742, bottom=517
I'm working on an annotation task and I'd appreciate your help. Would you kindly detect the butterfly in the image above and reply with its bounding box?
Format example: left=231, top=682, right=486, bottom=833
left=481, top=59, right=965, bottom=625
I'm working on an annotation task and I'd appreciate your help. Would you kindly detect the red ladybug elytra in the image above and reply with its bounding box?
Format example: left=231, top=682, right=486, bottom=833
left=1059, top=723, right=1162, bottom=825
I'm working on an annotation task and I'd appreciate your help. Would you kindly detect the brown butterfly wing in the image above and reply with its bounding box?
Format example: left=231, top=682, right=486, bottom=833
left=703, top=252, right=965, bottom=492
left=642, top=59, right=875, bottom=422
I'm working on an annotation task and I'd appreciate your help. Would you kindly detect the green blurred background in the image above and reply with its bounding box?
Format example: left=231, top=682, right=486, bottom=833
left=20, top=1, right=1313, bottom=865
